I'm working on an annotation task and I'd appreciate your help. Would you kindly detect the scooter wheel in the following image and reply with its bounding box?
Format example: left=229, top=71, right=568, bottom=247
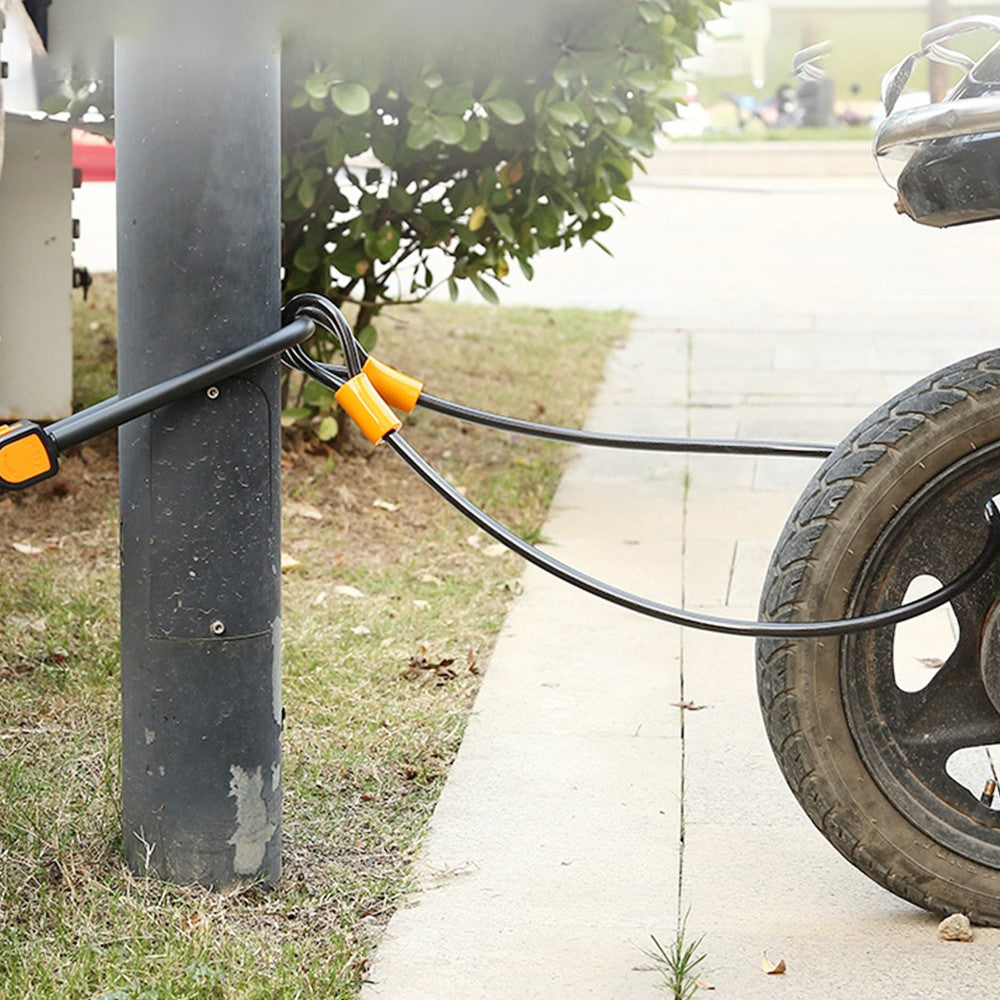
left=757, top=349, right=1000, bottom=923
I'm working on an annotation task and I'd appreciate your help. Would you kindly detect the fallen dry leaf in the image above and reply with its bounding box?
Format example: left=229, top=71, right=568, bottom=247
left=176, top=909, right=209, bottom=933
left=10, top=616, right=47, bottom=633
left=695, top=978, right=715, bottom=991
left=402, top=655, right=458, bottom=684
left=481, top=543, right=507, bottom=558
left=372, top=498, right=400, bottom=512
left=280, top=552, right=304, bottom=572
left=351, top=625, right=372, bottom=636
left=286, top=501, right=324, bottom=521
left=0, top=661, right=34, bottom=682
left=671, top=700, right=708, bottom=711
left=335, top=584, right=365, bottom=599
left=917, top=656, right=945, bottom=669
left=12, top=542, right=44, bottom=556
left=761, top=956, right=786, bottom=975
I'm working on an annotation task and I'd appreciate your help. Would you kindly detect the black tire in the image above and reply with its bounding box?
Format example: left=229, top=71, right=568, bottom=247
left=757, top=349, right=1000, bottom=924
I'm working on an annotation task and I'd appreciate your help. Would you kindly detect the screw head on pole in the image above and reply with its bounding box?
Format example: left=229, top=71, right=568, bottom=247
left=210, top=619, right=225, bottom=635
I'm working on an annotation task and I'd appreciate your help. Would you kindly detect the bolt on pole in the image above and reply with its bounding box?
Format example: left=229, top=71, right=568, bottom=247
left=115, top=3, right=283, bottom=887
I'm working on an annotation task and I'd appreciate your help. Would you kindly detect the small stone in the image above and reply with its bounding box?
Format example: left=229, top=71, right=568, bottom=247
left=938, top=913, right=974, bottom=942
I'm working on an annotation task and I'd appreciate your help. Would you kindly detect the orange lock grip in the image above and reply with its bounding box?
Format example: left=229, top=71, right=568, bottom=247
left=362, top=356, right=424, bottom=413
left=335, top=373, right=403, bottom=444
left=0, top=422, right=60, bottom=490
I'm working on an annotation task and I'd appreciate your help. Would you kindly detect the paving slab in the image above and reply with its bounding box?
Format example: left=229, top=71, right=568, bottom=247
left=362, top=166, right=1000, bottom=998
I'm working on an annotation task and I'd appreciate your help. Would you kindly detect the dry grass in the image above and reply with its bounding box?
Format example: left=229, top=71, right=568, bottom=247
left=0, top=275, right=627, bottom=998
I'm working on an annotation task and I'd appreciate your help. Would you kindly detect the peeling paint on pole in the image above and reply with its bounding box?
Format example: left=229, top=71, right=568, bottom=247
left=228, top=765, right=279, bottom=876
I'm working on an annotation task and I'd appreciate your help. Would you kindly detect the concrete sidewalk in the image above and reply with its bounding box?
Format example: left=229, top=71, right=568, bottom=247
left=361, top=171, right=1000, bottom=997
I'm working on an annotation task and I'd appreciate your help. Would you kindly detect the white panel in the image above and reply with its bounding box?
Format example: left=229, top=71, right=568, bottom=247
left=0, top=113, right=72, bottom=420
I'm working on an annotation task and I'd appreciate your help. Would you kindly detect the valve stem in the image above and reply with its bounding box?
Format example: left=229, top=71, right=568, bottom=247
left=980, top=779, right=996, bottom=807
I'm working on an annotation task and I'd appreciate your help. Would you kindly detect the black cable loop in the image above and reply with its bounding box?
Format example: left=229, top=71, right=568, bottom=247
left=309, top=361, right=834, bottom=458
left=385, top=432, right=1000, bottom=638
left=282, top=294, right=365, bottom=377
left=287, top=352, right=1000, bottom=638
left=283, top=295, right=836, bottom=457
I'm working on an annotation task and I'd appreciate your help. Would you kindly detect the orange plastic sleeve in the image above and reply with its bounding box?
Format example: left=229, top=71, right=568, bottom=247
left=335, top=373, right=403, bottom=444
left=362, top=356, right=424, bottom=414
left=0, top=424, right=56, bottom=485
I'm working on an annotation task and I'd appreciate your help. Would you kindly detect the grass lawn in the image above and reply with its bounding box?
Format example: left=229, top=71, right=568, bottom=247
left=0, top=276, right=627, bottom=998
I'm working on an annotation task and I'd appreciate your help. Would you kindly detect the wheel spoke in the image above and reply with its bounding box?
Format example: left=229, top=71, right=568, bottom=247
left=896, top=635, right=1000, bottom=767
left=876, top=572, right=1000, bottom=765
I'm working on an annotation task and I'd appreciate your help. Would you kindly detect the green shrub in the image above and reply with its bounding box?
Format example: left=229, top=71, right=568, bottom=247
left=281, top=0, right=722, bottom=352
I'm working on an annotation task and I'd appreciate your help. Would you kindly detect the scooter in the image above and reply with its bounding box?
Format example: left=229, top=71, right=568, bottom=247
left=757, top=14, right=1000, bottom=926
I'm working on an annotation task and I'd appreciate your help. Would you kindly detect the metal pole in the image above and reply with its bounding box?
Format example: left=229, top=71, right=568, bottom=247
left=929, top=0, right=950, bottom=103
left=115, top=4, right=283, bottom=887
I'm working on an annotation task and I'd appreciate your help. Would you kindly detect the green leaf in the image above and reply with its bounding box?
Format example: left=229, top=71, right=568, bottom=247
left=517, top=257, right=535, bottom=281
left=489, top=211, right=516, bottom=242
left=546, top=101, right=583, bottom=126
left=548, top=147, right=570, bottom=175
left=387, top=186, right=416, bottom=214
left=469, top=272, right=499, bottom=304
left=459, top=121, right=484, bottom=153
left=303, top=72, right=329, bottom=101
left=434, top=116, right=467, bottom=145
left=342, top=119, right=370, bottom=156
left=626, top=70, right=662, bottom=93
left=366, top=223, right=401, bottom=262
left=329, top=82, right=371, bottom=116
left=317, top=415, right=340, bottom=441
left=303, top=381, right=337, bottom=408
left=293, top=245, right=321, bottom=272
left=447, top=276, right=459, bottom=302
left=371, top=131, right=397, bottom=164
left=593, top=103, right=620, bottom=125
left=356, top=325, right=378, bottom=353
left=430, top=84, right=474, bottom=116
left=358, top=192, right=380, bottom=216
left=281, top=407, right=313, bottom=426
left=655, top=79, right=689, bottom=100
left=637, top=1, right=662, bottom=23
left=406, top=118, right=437, bottom=150
left=325, top=135, right=347, bottom=168
left=298, top=177, right=317, bottom=210
left=402, top=77, right=432, bottom=107
left=487, top=99, right=526, bottom=125
left=311, top=117, right=337, bottom=141
left=481, top=75, right=503, bottom=101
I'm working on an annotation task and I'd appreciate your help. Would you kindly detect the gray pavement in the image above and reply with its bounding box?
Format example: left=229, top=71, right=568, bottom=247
left=360, top=153, right=1000, bottom=998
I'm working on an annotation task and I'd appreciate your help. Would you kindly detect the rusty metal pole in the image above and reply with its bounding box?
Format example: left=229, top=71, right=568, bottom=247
left=115, top=3, right=283, bottom=887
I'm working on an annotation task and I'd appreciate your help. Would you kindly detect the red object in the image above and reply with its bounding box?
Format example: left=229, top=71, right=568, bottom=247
left=72, top=129, right=116, bottom=182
